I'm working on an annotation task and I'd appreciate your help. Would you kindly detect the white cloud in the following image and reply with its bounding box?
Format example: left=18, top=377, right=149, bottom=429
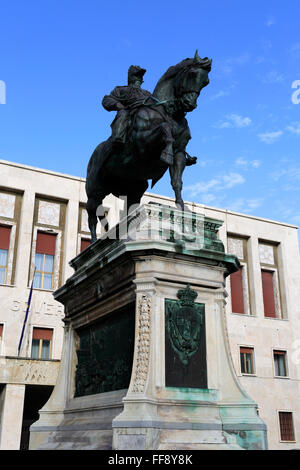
left=271, top=167, right=300, bottom=183
left=235, top=157, right=261, bottom=168
left=210, top=90, right=229, bottom=100
left=290, top=214, right=300, bottom=225
left=215, top=114, right=252, bottom=129
left=287, top=122, right=300, bottom=135
left=258, top=130, right=283, bottom=144
left=217, top=54, right=250, bottom=76
left=265, top=16, right=276, bottom=27
left=227, top=198, right=263, bottom=213
left=261, top=70, right=284, bottom=84
left=184, top=172, right=245, bottom=197
left=290, top=43, right=300, bottom=55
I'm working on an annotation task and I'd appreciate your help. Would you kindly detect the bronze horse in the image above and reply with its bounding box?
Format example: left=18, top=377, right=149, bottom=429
left=86, top=52, right=212, bottom=242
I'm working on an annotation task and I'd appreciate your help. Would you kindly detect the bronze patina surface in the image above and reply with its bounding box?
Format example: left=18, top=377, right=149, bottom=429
left=165, top=285, right=207, bottom=389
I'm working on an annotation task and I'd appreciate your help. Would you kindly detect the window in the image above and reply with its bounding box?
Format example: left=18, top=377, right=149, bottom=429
left=80, top=238, right=91, bottom=252
left=274, top=350, right=288, bottom=377
left=227, top=236, right=250, bottom=315
left=261, top=270, right=276, bottom=318
left=0, top=225, right=11, bottom=284
left=33, top=232, right=56, bottom=290
left=230, top=267, right=245, bottom=314
left=279, top=412, right=295, bottom=441
left=259, top=242, right=282, bottom=318
left=240, top=347, right=255, bottom=374
left=31, top=328, right=53, bottom=359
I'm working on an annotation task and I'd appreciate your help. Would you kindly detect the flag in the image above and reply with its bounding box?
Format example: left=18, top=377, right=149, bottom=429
left=18, top=268, right=36, bottom=356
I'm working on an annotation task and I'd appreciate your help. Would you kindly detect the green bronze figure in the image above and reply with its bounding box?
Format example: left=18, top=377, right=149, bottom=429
left=86, top=51, right=212, bottom=242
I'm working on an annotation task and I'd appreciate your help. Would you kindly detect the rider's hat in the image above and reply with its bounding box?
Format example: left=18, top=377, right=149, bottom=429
left=128, top=65, right=146, bottom=84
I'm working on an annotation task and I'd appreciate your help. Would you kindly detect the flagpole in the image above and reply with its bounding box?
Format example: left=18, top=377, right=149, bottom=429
left=18, top=267, right=36, bottom=357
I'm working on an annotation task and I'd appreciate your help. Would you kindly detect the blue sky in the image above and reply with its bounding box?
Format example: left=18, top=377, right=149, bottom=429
left=0, top=0, right=300, bottom=232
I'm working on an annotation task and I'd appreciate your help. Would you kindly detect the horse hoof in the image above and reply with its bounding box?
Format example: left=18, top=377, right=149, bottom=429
left=175, top=201, right=185, bottom=211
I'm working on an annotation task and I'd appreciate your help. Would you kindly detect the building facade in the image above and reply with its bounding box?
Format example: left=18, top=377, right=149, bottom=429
left=0, top=159, right=299, bottom=449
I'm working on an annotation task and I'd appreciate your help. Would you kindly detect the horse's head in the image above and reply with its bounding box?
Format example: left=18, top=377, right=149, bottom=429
left=175, top=51, right=211, bottom=112
left=153, top=51, right=212, bottom=115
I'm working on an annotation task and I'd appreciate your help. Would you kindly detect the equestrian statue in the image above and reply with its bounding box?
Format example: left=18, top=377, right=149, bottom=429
left=86, top=51, right=212, bottom=242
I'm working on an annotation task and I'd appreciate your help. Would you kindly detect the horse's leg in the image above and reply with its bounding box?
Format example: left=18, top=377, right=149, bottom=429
left=86, top=196, right=104, bottom=243
left=134, top=110, right=174, bottom=165
left=159, top=122, right=174, bottom=165
left=126, top=180, right=149, bottom=213
left=169, top=151, right=186, bottom=210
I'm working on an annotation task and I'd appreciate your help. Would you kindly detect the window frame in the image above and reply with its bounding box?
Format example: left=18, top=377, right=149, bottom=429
left=261, top=267, right=281, bottom=319
left=30, top=327, right=53, bottom=360
left=273, top=349, right=289, bottom=378
left=0, top=222, right=16, bottom=286
left=0, top=247, right=8, bottom=284
left=227, top=235, right=251, bottom=316
left=278, top=410, right=296, bottom=443
left=239, top=345, right=256, bottom=376
left=78, top=234, right=91, bottom=254
left=0, top=323, right=4, bottom=355
left=34, top=252, right=55, bottom=290
left=230, top=262, right=250, bottom=315
left=29, top=227, right=62, bottom=291
left=258, top=241, right=283, bottom=319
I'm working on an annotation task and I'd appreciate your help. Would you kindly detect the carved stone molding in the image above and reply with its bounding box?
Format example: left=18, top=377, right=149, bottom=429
left=131, top=294, right=152, bottom=393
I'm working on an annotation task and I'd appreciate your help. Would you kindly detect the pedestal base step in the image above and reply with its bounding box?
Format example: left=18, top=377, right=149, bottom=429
left=157, top=429, right=243, bottom=451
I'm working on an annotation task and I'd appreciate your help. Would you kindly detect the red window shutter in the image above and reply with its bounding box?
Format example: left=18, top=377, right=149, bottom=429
left=0, top=324, right=3, bottom=337
left=261, top=270, right=276, bottom=317
left=279, top=412, right=295, bottom=441
left=32, top=328, right=53, bottom=341
left=230, top=267, right=245, bottom=314
left=240, top=347, right=253, bottom=354
left=80, top=238, right=91, bottom=252
left=0, top=226, right=11, bottom=250
left=36, top=232, right=56, bottom=255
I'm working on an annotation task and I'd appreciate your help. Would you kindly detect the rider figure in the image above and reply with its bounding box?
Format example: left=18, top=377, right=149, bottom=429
left=102, top=65, right=152, bottom=146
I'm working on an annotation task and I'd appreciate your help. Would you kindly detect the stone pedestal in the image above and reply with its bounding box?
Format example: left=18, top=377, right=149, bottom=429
left=29, top=204, right=267, bottom=450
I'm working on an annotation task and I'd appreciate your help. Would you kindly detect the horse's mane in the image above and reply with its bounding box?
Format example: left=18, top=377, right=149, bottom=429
left=153, top=54, right=212, bottom=101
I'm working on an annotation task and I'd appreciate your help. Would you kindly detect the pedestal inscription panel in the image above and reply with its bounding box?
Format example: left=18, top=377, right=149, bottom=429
left=75, top=303, right=135, bottom=397
left=165, top=285, right=207, bottom=389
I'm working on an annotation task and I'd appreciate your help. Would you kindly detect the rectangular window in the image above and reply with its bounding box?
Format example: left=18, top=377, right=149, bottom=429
left=240, top=347, right=255, bottom=374
left=80, top=238, right=91, bottom=252
left=261, top=270, right=276, bottom=317
left=227, top=236, right=250, bottom=315
left=0, top=225, right=11, bottom=284
left=274, top=350, right=288, bottom=377
left=230, top=267, right=245, bottom=314
left=279, top=412, right=295, bottom=441
left=33, top=232, right=56, bottom=290
left=31, top=328, right=53, bottom=359
left=0, top=324, right=3, bottom=351
left=259, top=241, right=283, bottom=318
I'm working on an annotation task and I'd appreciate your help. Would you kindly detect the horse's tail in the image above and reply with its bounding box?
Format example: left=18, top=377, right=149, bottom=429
left=86, top=139, right=111, bottom=198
